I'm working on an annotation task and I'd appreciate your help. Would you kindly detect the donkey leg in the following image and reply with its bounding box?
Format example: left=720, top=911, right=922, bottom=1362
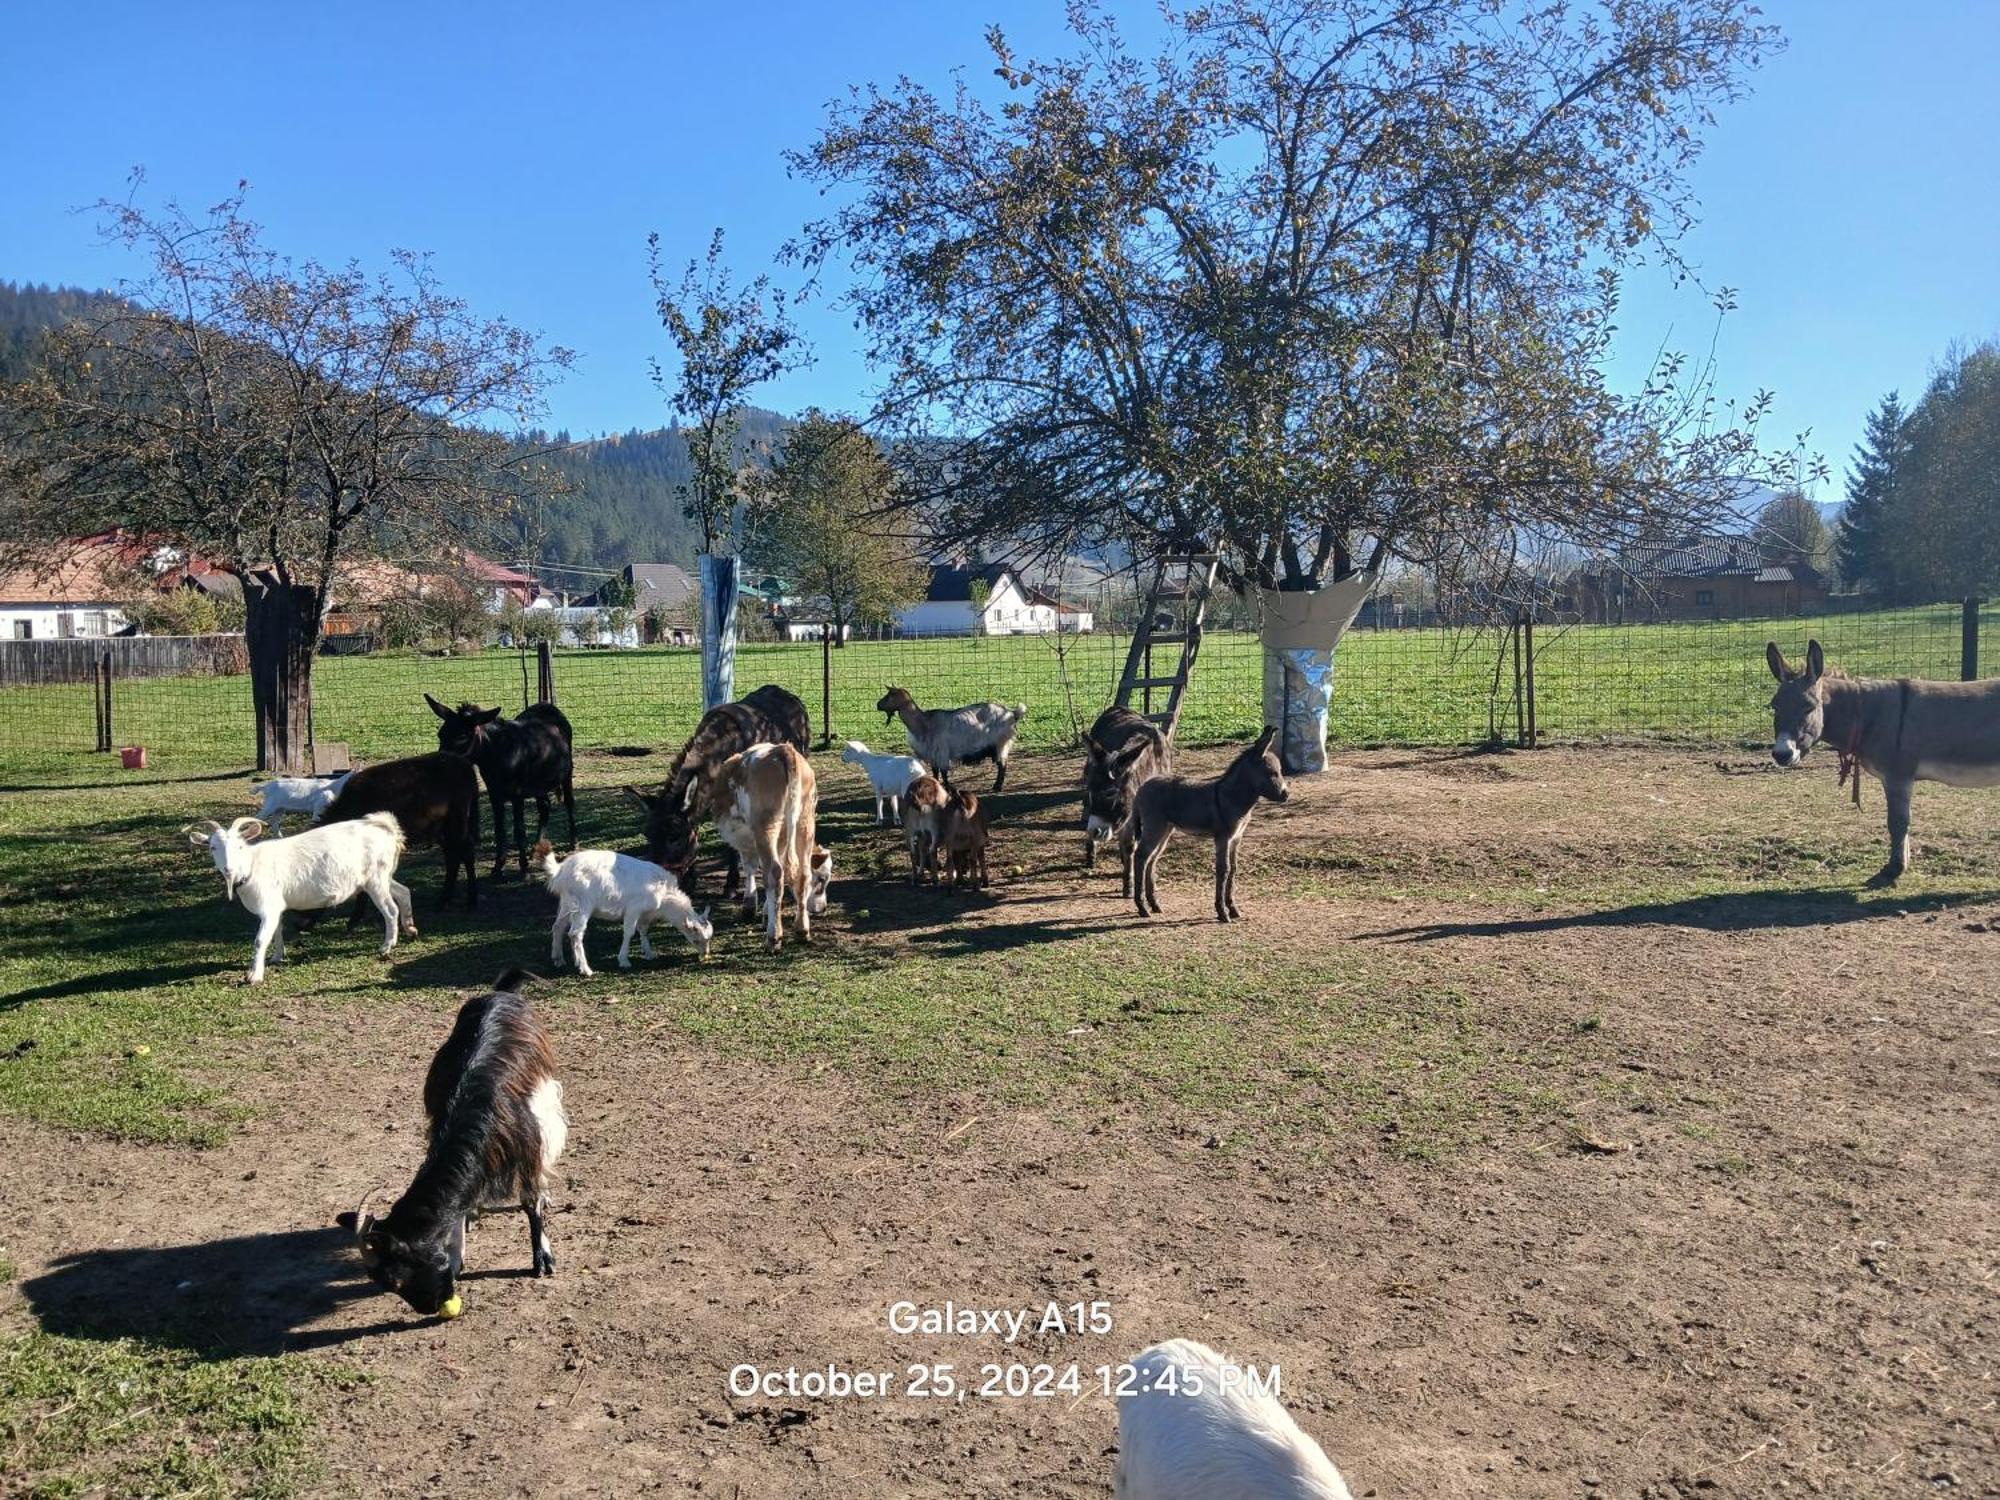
left=1214, top=835, right=1232, bottom=923
left=1869, top=776, right=1915, bottom=887
left=1224, top=831, right=1243, bottom=920
left=489, top=792, right=510, bottom=877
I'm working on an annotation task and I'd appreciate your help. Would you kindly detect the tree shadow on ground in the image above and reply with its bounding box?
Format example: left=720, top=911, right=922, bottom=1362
left=1355, top=886, right=2000, bottom=942
left=19, top=1226, right=435, bottom=1356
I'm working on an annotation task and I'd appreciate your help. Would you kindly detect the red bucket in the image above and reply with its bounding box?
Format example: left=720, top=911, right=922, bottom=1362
left=120, top=746, right=148, bottom=770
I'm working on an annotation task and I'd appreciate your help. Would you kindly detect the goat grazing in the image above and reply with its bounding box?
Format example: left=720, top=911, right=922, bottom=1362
left=703, top=742, right=819, bottom=950
left=938, top=787, right=991, bottom=890
left=535, top=840, right=712, bottom=976
left=901, top=773, right=950, bottom=885
left=186, top=813, right=414, bottom=984
left=840, top=740, right=931, bottom=824
left=425, top=695, right=576, bottom=876
left=1131, top=727, right=1289, bottom=923
left=250, top=770, right=354, bottom=833
left=877, top=686, right=1026, bottom=793
left=631, top=684, right=811, bottom=886
left=1082, top=705, right=1171, bottom=890
left=337, top=970, right=566, bottom=1317
left=320, top=752, right=481, bottom=907
left=1113, top=1338, right=1353, bottom=1500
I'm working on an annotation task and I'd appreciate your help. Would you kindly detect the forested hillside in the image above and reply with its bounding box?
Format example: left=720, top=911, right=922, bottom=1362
left=0, top=280, right=789, bottom=573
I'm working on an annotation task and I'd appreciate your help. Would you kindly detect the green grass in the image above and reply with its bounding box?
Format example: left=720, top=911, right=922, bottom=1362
left=0, top=600, right=1984, bottom=786
left=0, top=1333, right=338, bottom=1500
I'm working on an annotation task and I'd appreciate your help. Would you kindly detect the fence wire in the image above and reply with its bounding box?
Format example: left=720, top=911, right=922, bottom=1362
left=0, top=601, right=1982, bottom=786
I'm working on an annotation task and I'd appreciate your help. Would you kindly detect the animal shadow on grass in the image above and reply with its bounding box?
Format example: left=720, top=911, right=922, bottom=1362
left=20, top=1227, right=420, bottom=1356
left=0, top=960, right=238, bottom=1010
left=1358, top=886, right=2000, bottom=942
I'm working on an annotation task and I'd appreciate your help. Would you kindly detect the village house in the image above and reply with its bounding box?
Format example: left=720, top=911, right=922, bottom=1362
left=895, top=563, right=1093, bottom=637
left=1563, top=536, right=1830, bottom=623
left=0, top=532, right=237, bottom=640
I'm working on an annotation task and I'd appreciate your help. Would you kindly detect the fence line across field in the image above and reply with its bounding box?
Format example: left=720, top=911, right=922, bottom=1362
left=0, top=599, right=1984, bottom=786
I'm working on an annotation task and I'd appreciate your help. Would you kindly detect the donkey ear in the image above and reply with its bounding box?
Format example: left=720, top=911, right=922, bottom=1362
left=1765, top=642, right=1792, bottom=682
left=680, top=778, right=701, bottom=812
left=1254, top=725, right=1279, bottom=753
left=474, top=706, right=503, bottom=725
left=424, top=693, right=454, bottom=721
left=1805, top=640, right=1825, bottom=683
left=622, top=785, right=653, bottom=809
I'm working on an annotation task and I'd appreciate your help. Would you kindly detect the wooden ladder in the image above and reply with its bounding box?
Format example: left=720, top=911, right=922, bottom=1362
left=1114, top=551, right=1221, bottom=739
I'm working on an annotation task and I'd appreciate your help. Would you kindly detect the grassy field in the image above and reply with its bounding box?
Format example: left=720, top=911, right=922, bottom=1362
left=0, top=601, right=1982, bottom=785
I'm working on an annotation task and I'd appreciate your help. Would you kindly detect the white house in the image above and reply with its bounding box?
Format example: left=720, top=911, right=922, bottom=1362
left=0, top=533, right=170, bottom=641
left=896, top=564, right=1066, bottom=637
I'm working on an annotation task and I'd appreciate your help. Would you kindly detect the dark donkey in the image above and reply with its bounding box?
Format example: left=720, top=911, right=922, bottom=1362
left=1768, top=639, right=2000, bottom=886
left=426, top=696, right=576, bottom=876
left=629, top=684, right=810, bottom=893
left=1130, top=726, right=1289, bottom=922
left=1081, top=704, right=1171, bottom=893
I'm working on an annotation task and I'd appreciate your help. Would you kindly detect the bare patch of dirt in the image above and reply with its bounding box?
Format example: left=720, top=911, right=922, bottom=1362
left=4, top=745, right=1997, bottom=1497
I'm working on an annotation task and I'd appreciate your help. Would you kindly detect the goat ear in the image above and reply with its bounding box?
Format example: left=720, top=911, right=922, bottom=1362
left=335, top=1210, right=359, bottom=1231
left=230, top=816, right=267, bottom=842
left=424, top=693, right=454, bottom=721
left=680, top=778, right=700, bottom=812
left=622, top=785, right=653, bottom=809
left=1765, top=642, right=1792, bottom=682
left=183, top=821, right=216, bottom=847
left=1805, top=639, right=1825, bottom=683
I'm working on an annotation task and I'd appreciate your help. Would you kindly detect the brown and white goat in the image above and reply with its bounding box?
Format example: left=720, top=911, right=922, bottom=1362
left=902, top=773, right=950, bottom=885
left=338, top=970, right=566, bottom=1318
left=703, top=743, right=820, bottom=950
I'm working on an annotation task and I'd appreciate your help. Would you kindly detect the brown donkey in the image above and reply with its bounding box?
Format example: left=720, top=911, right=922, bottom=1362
left=1130, top=727, right=1289, bottom=922
left=1768, top=638, right=2000, bottom=886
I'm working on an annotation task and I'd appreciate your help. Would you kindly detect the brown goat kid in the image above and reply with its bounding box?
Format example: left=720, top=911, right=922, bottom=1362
left=938, top=787, right=991, bottom=890
left=902, top=774, right=950, bottom=886
left=1130, top=727, right=1289, bottom=923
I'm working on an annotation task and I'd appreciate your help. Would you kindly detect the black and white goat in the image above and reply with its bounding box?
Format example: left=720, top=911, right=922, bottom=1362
left=425, top=695, right=576, bottom=876
left=337, top=970, right=567, bottom=1318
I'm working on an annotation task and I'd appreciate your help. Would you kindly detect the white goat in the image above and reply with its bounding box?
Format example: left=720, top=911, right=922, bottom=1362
left=1114, top=1339, right=1353, bottom=1500
left=186, top=813, right=413, bottom=984
left=877, top=686, right=1027, bottom=793
left=839, top=740, right=931, bottom=824
left=249, top=770, right=354, bottom=833
left=537, top=841, right=712, bottom=977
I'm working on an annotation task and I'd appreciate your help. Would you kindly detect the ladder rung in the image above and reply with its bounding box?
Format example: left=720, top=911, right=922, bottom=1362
left=1142, top=712, right=1177, bottom=725
left=1144, top=631, right=1188, bottom=645
left=1130, top=675, right=1185, bottom=689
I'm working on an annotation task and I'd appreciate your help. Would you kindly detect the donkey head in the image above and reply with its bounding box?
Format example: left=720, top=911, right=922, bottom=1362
left=1246, top=725, right=1290, bottom=804
left=1082, top=732, right=1155, bottom=840
left=425, top=694, right=503, bottom=758
left=625, top=782, right=699, bottom=872
left=1765, top=640, right=1827, bottom=767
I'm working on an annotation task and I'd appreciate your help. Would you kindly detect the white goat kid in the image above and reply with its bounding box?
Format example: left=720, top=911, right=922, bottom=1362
left=187, top=813, right=413, bottom=984
left=249, top=770, right=354, bottom=834
left=839, top=740, right=931, bottom=824
left=1114, top=1338, right=1354, bottom=1500
left=537, top=843, right=712, bottom=977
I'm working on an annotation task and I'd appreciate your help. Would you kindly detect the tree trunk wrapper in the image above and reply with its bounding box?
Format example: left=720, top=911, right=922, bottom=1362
left=1257, top=570, right=1378, bottom=774
left=700, top=554, right=739, bottom=712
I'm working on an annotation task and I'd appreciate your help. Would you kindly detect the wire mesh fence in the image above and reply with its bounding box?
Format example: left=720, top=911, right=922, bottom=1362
left=0, top=599, right=1983, bottom=786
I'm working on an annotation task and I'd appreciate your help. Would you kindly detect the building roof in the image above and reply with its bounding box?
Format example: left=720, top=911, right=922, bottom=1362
left=0, top=531, right=231, bottom=606
left=623, top=563, right=696, bottom=608
left=460, top=551, right=541, bottom=590
left=1612, top=536, right=1822, bottom=587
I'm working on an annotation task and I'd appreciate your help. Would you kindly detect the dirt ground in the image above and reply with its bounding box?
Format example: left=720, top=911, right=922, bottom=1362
left=5, top=743, right=1997, bottom=1498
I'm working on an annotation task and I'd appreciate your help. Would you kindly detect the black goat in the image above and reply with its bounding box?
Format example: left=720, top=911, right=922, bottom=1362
left=630, top=684, right=810, bottom=890
left=337, top=968, right=565, bottom=1318
left=1081, top=705, right=1171, bottom=892
left=1131, top=727, right=1289, bottom=923
left=425, top=695, right=576, bottom=876
left=320, top=752, right=481, bottom=907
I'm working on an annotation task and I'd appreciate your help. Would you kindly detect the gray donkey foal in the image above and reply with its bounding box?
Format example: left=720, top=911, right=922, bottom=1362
left=1131, top=726, right=1290, bottom=922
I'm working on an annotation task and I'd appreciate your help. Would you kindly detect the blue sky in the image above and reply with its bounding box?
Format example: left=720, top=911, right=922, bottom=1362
left=2, top=1, right=1995, bottom=495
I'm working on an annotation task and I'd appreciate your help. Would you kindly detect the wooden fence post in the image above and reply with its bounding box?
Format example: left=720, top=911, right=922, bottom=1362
left=1963, top=597, right=1980, bottom=681
left=96, top=650, right=113, bottom=752
left=537, top=639, right=555, bottom=705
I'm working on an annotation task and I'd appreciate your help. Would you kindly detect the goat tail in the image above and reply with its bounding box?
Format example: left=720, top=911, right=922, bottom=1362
left=361, top=810, right=408, bottom=860
left=1009, top=703, right=1029, bottom=722
left=492, top=966, right=543, bottom=995
left=532, top=838, right=562, bottom=883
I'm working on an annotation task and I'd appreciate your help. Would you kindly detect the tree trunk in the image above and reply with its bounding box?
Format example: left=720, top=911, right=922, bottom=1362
left=244, top=573, right=319, bottom=773
left=699, top=554, right=739, bottom=711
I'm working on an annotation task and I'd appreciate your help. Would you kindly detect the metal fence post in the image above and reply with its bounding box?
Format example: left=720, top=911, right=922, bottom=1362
left=537, top=639, right=555, bottom=705
left=1963, top=597, right=1981, bottom=681
left=821, top=622, right=833, bottom=747
left=1522, top=612, right=1537, bottom=746
left=96, top=650, right=113, bottom=752
left=1511, top=612, right=1526, bottom=748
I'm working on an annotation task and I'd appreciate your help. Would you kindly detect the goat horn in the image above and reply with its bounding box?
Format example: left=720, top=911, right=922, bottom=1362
left=349, top=1183, right=387, bottom=1236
